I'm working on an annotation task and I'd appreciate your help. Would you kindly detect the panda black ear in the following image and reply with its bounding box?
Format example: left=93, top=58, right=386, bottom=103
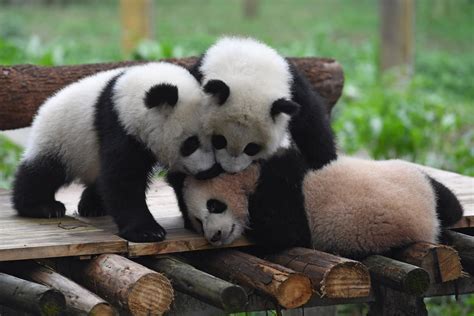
left=145, top=83, right=178, bottom=109
left=271, top=98, right=300, bottom=119
left=203, top=79, right=230, bottom=105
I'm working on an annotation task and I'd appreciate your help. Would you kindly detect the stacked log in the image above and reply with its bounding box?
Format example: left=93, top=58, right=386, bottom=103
left=263, top=247, right=370, bottom=298
left=185, top=249, right=313, bottom=309
left=139, top=255, right=247, bottom=311
left=71, top=254, right=173, bottom=315
left=363, top=255, right=430, bottom=295
left=0, top=272, right=66, bottom=316
left=443, top=230, right=474, bottom=275
left=393, top=242, right=462, bottom=282
left=8, top=261, right=115, bottom=315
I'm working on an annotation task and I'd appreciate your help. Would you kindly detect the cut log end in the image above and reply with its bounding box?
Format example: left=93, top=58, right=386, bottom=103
left=128, top=273, right=174, bottom=316
left=402, top=268, right=431, bottom=296
left=38, top=289, right=66, bottom=316
left=220, top=285, right=248, bottom=310
left=321, top=262, right=371, bottom=298
left=435, top=245, right=463, bottom=282
left=89, top=303, right=116, bottom=316
left=276, top=273, right=312, bottom=309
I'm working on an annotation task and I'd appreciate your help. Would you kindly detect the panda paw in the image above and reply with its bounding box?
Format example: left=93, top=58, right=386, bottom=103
left=17, top=201, right=66, bottom=218
left=78, top=198, right=106, bottom=217
left=119, top=221, right=167, bottom=242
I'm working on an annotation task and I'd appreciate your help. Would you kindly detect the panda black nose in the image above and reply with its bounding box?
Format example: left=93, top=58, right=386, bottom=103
left=210, top=230, right=222, bottom=242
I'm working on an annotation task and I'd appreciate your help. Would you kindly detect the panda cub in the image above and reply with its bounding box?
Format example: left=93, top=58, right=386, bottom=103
left=13, top=62, right=220, bottom=242
left=191, top=37, right=337, bottom=173
left=175, top=149, right=464, bottom=258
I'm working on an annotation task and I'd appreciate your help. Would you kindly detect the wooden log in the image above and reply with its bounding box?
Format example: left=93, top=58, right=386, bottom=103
left=392, top=242, right=462, bottom=283
left=443, top=230, right=474, bottom=275
left=0, top=272, right=66, bottom=316
left=10, top=261, right=115, bottom=316
left=120, top=0, right=154, bottom=54
left=72, top=254, right=173, bottom=316
left=139, top=255, right=247, bottom=312
left=185, top=249, right=312, bottom=309
left=263, top=247, right=371, bottom=298
left=363, top=255, right=430, bottom=295
left=0, top=57, right=343, bottom=130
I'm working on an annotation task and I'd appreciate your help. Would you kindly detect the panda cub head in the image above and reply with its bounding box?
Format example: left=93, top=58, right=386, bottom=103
left=198, top=37, right=299, bottom=173
left=182, top=164, right=259, bottom=246
left=113, top=62, right=220, bottom=179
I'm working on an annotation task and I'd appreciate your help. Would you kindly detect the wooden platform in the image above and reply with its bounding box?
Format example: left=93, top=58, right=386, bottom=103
left=0, top=165, right=472, bottom=262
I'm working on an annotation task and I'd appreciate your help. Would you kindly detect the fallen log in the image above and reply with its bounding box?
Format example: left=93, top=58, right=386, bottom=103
left=9, top=261, right=115, bottom=316
left=263, top=247, right=370, bottom=298
left=185, top=249, right=312, bottom=309
left=363, top=255, right=430, bottom=295
left=443, top=230, right=474, bottom=275
left=0, top=272, right=66, bottom=316
left=139, top=255, right=247, bottom=312
left=71, top=254, right=173, bottom=316
left=0, top=57, right=343, bottom=130
left=393, top=242, right=462, bottom=283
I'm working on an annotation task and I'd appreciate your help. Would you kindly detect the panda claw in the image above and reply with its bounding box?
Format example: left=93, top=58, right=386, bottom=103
left=119, top=222, right=167, bottom=242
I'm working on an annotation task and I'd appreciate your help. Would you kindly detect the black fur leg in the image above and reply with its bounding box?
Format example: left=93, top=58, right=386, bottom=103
left=94, top=74, right=165, bottom=242
left=427, top=175, right=464, bottom=227
left=78, top=184, right=106, bottom=217
left=12, top=156, right=69, bottom=218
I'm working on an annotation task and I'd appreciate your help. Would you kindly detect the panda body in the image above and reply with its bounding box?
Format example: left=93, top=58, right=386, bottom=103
left=173, top=149, right=464, bottom=257
left=192, top=37, right=337, bottom=173
left=14, top=62, right=219, bottom=242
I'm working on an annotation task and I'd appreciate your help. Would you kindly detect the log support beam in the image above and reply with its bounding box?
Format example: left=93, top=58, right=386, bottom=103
left=262, top=247, right=370, bottom=298
left=392, top=242, right=462, bottom=283
left=0, top=272, right=66, bottom=316
left=443, top=230, right=474, bottom=275
left=184, top=249, right=312, bottom=309
left=139, top=255, right=247, bottom=312
left=363, top=255, right=430, bottom=295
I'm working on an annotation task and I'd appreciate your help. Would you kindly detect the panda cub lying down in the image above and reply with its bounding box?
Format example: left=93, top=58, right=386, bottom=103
left=13, top=62, right=221, bottom=242
left=169, top=149, right=464, bottom=258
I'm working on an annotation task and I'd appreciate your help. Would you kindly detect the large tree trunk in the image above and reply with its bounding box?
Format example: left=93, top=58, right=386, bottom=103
left=0, top=57, right=343, bottom=130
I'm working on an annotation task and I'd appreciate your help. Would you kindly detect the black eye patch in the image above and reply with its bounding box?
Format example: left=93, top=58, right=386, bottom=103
left=244, top=143, right=262, bottom=156
left=212, top=135, right=227, bottom=150
left=180, top=136, right=200, bottom=157
left=206, top=199, right=227, bottom=214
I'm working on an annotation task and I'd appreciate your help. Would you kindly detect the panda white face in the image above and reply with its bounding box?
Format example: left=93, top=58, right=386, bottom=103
left=112, top=62, right=220, bottom=179
left=197, top=37, right=299, bottom=174
left=182, top=165, right=259, bottom=245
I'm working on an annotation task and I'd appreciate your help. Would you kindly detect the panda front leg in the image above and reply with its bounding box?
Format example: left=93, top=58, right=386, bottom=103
left=78, top=183, right=106, bottom=217
left=12, top=155, right=69, bottom=218
left=97, top=137, right=166, bottom=242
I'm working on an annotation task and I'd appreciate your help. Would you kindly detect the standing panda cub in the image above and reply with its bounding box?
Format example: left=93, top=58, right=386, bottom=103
left=191, top=37, right=337, bottom=173
left=13, top=62, right=220, bottom=242
left=172, top=149, right=464, bottom=258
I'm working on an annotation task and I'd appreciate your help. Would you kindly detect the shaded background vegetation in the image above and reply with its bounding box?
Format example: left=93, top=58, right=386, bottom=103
left=0, top=1, right=473, bottom=314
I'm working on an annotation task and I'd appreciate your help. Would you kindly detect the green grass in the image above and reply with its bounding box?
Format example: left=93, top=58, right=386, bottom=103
left=0, top=2, right=473, bottom=313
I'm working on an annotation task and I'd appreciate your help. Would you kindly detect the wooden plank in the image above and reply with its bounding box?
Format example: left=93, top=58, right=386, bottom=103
left=0, top=191, right=126, bottom=262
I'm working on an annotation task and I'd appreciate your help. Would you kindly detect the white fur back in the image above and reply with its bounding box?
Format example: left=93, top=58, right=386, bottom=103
left=302, top=157, right=439, bottom=257
left=24, top=68, right=124, bottom=184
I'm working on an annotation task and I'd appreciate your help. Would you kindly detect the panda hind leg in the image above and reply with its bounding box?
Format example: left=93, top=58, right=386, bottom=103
left=78, top=184, right=106, bottom=217
left=12, top=155, right=70, bottom=218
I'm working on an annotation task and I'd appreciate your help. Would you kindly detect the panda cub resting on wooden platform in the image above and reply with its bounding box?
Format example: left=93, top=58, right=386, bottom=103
left=13, top=62, right=221, bottom=242
left=169, top=149, right=464, bottom=258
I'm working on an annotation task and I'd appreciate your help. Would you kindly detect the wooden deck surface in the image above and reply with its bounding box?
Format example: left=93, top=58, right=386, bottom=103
left=0, top=165, right=472, bottom=262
